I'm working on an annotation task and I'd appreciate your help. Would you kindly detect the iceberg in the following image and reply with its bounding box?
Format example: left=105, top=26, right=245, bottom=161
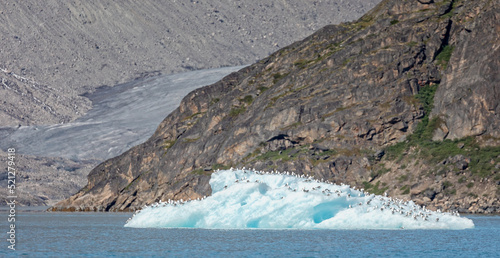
left=124, top=169, right=474, bottom=229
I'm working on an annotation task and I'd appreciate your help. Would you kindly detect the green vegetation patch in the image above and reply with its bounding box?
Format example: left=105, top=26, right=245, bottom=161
left=163, top=139, right=177, bottom=150
left=229, top=106, right=246, bottom=117
left=183, top=137, right=200, bottom=143
left=258, top=86, right=269, bottom=93
left=385, top=84, right=438, bottom=160
left=370, top=164, right=391, bottom=179
left=241, top=95, right=254, bottom=105
left=407, top=41, right=418, bottom=47
left=384, top=84, right=500, bottom=178
left=210, top=98, right=220, bottom=105
left=341, top=58, right=352, bottom=67
left=294, top=59, right=314, bottom=69
left=439, top=0, right=461, bottom=19
left=281, top=121, right=303, bottom=130
left=267, top=84, right=309, bottom=109
left=398, top=174, right=409, bottom=182
left=435, top=45, right=454, bottom=69
left=182, top=112, right=206, bottom=122
left=79, top=186, right=90, bottom=193
left=292, top=41, right=344, bottom=70
left=442, top=180, right=453, bottom=188
left=255, top=148, right=304, bottom=162
left=123, top=172, right=149, bottom=192
left=351, top=14, right=375, bottom=31
left=268, top=93, right=288, bottom=108
left=123, top=176, right=138, bottom=191
left=400, top=185, right=410, bottom=194
left=467, top=192, right=478, bottom=198
left=363, top=181, right=389, bottom=195
left=212, top=164, right=232, bottom=171
left=272, top=72, right=289, bottom=84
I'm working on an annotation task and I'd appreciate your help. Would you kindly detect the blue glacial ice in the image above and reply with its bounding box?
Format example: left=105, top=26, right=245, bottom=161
left=124, top=169, right=474, bottom=229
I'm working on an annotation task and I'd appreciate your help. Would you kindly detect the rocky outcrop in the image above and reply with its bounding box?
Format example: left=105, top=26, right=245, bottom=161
left=0, top=0, right=378, bottom=126
left=432, top=3, right=500, bottom=140
left=53, top=0, right=500, bottom=213
left=375, top=154, right=499, bottom=214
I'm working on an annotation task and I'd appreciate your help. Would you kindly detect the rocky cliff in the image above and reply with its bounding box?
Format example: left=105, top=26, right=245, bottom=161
left=53, top=0, right=500, bottom=213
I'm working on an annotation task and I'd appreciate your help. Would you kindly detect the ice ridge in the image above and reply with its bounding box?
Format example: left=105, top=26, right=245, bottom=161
left=124, top=169, right=474, bottom=229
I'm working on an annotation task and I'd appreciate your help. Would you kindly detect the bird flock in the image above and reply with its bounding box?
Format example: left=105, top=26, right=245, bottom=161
left=125, top=167, right=461, bottom=226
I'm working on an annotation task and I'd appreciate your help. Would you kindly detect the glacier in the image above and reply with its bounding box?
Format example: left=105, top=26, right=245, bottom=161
left=124, top=169, right=474, bottom=230
left=0, top=66, right=245, bottom=161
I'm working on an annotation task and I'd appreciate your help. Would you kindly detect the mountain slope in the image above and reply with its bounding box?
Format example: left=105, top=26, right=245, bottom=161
left=53, top=0, right=500, bottom=213
left=0, top=0, right=378, bottom=126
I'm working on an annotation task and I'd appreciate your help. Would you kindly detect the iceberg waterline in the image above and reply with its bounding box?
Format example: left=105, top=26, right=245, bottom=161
left=125, top=169, right=474, bottom=229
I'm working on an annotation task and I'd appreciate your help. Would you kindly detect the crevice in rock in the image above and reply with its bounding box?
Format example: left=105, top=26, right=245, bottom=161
left=105, top=198, right=118, bottom=211
left=267, top=134, right=290, bottom=142
left=434, top=1, right=455, bottom=60
left=440, top=0, right=455, bottom=18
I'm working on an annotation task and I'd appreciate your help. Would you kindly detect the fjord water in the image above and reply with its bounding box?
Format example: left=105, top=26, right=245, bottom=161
left=1, top=211, right=499, bottom=257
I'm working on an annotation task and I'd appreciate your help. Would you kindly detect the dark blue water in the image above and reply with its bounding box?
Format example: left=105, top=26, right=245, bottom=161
left=1, top=212, right=499, bottom=257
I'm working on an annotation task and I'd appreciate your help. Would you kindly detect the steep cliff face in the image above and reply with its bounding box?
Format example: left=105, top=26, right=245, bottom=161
left=432, top=4, right=500, bottom=140
left=54, top=0, right=500, bottom=213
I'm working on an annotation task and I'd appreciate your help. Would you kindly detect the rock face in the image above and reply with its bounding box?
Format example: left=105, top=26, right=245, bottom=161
left=54, top=0, right=500, bottom=213
left=432, top=5, right=500, bottom=140
left=0, top=0, right=378, bottom=126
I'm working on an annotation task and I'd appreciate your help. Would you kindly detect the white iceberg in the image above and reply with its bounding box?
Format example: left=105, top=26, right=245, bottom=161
left=125, top=169, right=474, bottom=230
